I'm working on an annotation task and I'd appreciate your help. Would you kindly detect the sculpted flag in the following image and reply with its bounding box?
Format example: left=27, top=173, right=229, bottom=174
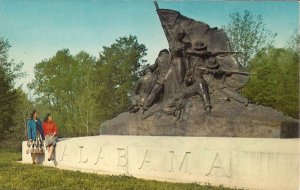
left=156, top=7, right=249, bottom=92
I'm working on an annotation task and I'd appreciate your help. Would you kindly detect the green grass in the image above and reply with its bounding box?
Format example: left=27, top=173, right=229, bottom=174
left=0, top=150, right=242, bottom=190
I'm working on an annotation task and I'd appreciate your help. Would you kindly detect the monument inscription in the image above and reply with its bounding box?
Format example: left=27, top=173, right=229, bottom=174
left=55, top=142, right=233, bottom=177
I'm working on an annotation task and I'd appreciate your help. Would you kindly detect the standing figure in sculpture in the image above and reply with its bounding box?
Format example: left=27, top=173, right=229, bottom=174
left=143, top=49, right=171, bottom=109
left=168, top=31, right=190, bottom=84
left=160, top=31, right=191, bottom=99
left=182, top=41, right=214, bottom=114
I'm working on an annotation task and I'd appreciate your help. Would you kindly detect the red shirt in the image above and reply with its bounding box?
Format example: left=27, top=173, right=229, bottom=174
left=42, top=121, right=58, bottom=136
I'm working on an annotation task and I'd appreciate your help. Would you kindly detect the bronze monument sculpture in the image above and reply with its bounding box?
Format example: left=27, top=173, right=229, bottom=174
left=101, top=2, right=298, bottom=138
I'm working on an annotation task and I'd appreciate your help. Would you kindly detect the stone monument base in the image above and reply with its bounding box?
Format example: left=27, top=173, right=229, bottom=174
left=22, top=136, right=299, bottom=190
left=100, top=98, right=299, bottom=138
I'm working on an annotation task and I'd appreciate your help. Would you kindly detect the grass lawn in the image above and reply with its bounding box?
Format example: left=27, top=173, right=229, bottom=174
left=0, top=150, right=242, bottom=190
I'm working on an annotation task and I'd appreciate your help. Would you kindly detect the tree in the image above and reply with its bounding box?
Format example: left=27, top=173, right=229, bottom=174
left=15, top=89, right=34, bottom=139
left=96, top=35, right=147, bottom=122
left=0, top=88, right=34, bottom=150
left=287, top=28, right=300, bottom=54
left=0, top=38, right=24, bottom=141
left=73, top=51, right=99, bottom=136
left=223, top=10, right=277, bottom=67
left=242, top=47, right=299, bottom=118
left=29, top=49, right=99, bottom=137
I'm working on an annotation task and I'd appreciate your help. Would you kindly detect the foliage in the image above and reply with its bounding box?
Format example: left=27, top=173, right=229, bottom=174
left=223, top=10, right=277, bottom=67
left=0, top=89, right=34, bottom=151
left=242, top=47, right=299, bottom=118
left=96, top=35, right=147, bottom=122
left=286, top=28, right=300, bottom=53
left=0, top=150, right=240, bottom=190
left=0, top=38, right=25, bottom=141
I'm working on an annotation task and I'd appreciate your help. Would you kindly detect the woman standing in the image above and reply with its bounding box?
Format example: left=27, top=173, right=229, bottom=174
left=43, top=113, right=58, bottom=161
left=27, top=110, right=45, bottom=164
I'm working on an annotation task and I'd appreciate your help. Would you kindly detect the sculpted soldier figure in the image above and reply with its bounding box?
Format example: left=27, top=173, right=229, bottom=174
left=199, top=65, right=250, bottom=105
left=185, top=41, right=250, bottom=106
left=181, top=68, right=212, bottom=115
left=127, top=67, right=158, bottom=113
left=183, top=41, right=214, bottom=114
left=143, top=49, right=171, bottom=109
left=168, top=31, right=191, bottom=84
left=186, top=41, right=210, bottom=69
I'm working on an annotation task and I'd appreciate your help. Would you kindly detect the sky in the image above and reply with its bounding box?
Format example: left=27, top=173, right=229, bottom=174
left=0, top=0, right=298, bottom=94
